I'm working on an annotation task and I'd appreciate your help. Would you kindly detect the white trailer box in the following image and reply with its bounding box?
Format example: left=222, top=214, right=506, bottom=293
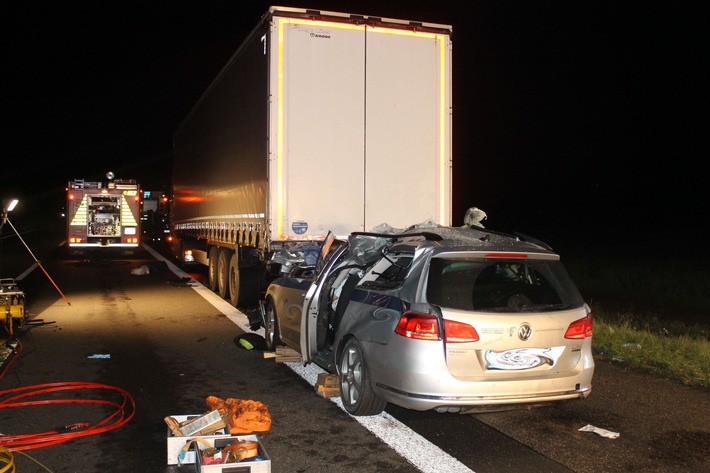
left=172, top=7, right=453, bottom=307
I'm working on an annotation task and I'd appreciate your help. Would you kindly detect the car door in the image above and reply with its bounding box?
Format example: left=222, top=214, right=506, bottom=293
left=300, top=233, right=349, bottom=363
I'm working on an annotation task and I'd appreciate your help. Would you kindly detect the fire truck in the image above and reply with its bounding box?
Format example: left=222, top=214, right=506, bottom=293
left=66, top=173, right=141, bottom=252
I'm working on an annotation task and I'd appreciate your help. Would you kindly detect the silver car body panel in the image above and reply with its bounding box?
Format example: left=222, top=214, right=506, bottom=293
left=301, top=242, right=350, bottom=363
left=265, top=227, right=595, bottom=412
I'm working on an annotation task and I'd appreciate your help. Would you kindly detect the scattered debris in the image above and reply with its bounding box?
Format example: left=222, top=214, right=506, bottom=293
left=623, top=343, right=642, bottom=349
left=131, top=265, right=150, bottom=276
left=461, top=206, right=487, bottom=228
left=579, top=424, right=620, bottom=439
left=130, top=262, right=169, bottom=275
left=234, top=333, right=267, bottom=351
left=168, top=277, right=197, bottom=287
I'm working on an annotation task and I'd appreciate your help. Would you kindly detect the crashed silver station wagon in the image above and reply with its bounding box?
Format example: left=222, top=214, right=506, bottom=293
left=261, top=225, right=594, bottom=416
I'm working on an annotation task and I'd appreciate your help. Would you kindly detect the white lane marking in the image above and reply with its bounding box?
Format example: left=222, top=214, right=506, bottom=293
left=141, top=245, right=261, bottom=333
left=287, top=362, right=474, bottom=473
left=144, top=244, right=475, bottom=473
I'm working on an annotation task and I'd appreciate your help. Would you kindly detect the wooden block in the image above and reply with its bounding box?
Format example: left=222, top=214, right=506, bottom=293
left=274, top=346, right=301, bottom=362
left=316, top=384, right=341, bottom=398
left=316, top=373, right=340, bottom=398
left=164, top=416, right=184, bottom=437
left=317, top=373, right=339, bottom=388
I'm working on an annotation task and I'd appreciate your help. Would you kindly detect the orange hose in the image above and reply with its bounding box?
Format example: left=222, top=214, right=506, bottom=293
left=0, top=379, right=135, bottom=451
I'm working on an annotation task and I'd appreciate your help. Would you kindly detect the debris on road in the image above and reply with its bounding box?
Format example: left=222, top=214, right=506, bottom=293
left=578, top=424, right=620, bottom=439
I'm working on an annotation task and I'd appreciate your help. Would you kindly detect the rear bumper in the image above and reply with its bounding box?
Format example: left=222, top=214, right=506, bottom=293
left=375, top=382, right=592, bottom=413
left=364, top=338, right=595, bottom=413
left=68, top=243, right=139, bottom=248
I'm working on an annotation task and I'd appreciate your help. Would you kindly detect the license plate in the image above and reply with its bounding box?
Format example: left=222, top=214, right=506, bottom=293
left=485, top=346, right=564, bottom=370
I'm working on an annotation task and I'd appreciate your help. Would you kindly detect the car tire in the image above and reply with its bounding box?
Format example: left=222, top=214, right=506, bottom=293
left=338, top=338, right=387, bottom=416
left=264, top=300, right=282, bottom=351
left=217, top=249, right=230, bottom=299
left=208, top=247, right=219, bottom=292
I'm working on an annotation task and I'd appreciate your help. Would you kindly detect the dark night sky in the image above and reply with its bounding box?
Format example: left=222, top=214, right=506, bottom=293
left=3, top=1, right=707, bottom=250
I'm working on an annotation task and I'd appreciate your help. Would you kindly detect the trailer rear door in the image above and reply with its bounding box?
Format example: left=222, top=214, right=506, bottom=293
left=269, top=15, right=451, bottom=241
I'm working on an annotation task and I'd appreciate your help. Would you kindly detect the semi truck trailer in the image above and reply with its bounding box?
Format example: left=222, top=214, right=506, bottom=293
left=171, top=6, right=453, bottom=307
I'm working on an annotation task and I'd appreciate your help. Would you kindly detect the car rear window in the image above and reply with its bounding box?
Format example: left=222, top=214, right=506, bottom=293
left=426, top=257, right=584, bottom=312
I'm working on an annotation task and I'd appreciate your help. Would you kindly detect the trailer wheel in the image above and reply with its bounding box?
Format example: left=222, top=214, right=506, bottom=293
left=240, top=267, right=264, bottom=308
left=227, top=255, right=263, bottom=308
left=208, top=247, right=219, bottom=292
left=229, top=254, right=263, bottom=307
left=228, top=253, right=240, bottom=307
left=217, top=249, right=231, bottom=299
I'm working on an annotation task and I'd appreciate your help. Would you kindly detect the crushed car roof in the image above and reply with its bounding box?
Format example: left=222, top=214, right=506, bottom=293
left=352, top=225, right=556, bottom=255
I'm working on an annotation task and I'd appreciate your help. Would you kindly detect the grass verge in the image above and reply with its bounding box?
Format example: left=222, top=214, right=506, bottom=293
left=591, top=306, right=710, bottom=388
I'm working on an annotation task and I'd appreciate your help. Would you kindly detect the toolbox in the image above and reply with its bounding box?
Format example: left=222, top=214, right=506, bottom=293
left=166, top=414, right=231, bottom=465
left=0, top=278, right=26, bottom=335
left=192, top=434, right=271, bottom=473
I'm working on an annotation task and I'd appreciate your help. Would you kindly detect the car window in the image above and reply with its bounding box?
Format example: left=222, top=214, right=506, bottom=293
left=357, top=252, right=413, bottom=290
left=426, top=257, right=584, bottom=312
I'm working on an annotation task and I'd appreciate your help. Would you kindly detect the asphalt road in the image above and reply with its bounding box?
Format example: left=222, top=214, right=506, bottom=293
left=1, top=221, right=708, bottom=472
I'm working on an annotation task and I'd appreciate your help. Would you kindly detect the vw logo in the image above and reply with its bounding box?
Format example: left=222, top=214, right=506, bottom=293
left=518, top=323, right=533, bottom=341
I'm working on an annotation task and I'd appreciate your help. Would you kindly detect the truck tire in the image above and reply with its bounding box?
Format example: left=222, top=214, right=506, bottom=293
left=208, top=247, right=219, bottom=292
left=228, top=253, right=240, bottom=307
left=228, top=255, right=263, bottom=308
left=240, top=267, right=264, bottom=307
left=217, top=249, right=231, bottom=299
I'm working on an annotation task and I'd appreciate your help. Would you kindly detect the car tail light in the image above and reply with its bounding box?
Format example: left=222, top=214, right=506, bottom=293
left=564, top=312, right=593, bottom=339
left=395, top=313, right=440, bottom=340
left=395, top=312, right=479, bottom=343
left=444, top=320, right=480, bottom=343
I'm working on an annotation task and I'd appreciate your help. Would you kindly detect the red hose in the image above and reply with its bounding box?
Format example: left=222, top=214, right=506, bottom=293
left=0, top=379, right=136, bottom=451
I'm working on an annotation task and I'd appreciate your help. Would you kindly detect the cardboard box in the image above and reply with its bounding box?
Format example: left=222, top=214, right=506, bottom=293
left=166, top=414, right=231, bottom=465
left=193, top=435, right=271, bottom=472
left=315, top=373, right=340, bottom=398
